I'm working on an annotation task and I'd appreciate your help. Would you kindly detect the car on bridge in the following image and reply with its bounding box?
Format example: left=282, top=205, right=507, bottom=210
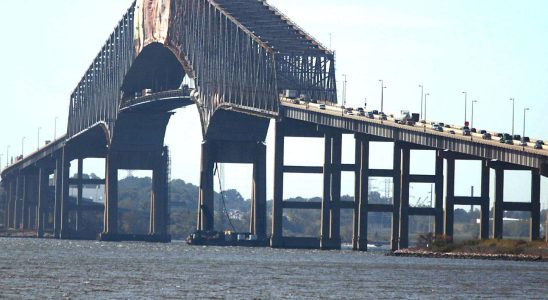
left=463, top=128, right=471, bottom=136
left=482, top=133, right=492, bottom=140
left=534, top=140, right=543, bottom=149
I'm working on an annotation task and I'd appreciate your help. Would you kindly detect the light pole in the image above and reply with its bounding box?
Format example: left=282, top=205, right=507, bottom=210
left=424, top=93, right=430, bottom=121
left=6, top=145, right=9, bottom=166
left=342, top=74, right=347, bottom=107
left=379, top=79, right=386, bottom=113
left=462, top=91, right=467, bottom=125
left=37, top=126, right=42, bottom=150
left=54, top=116, right=58, bottom=140
left=509, top=98, right=515, bottom=136
left=419, top=84, right=424, bottom=118
left=523, top=108, right=529, bottom=139
left=21, top=137, right=26, bottom=157
left=364, top=98, right=367, bottom=110
left=471, top=100, right=478, bottom=129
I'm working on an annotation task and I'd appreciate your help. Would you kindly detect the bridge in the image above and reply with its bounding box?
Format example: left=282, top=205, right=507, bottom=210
left=1, top=0, right=547, bottom=250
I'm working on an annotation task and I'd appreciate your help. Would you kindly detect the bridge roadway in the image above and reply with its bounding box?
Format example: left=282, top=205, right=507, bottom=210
left=1, top=0, right=547, bottom=250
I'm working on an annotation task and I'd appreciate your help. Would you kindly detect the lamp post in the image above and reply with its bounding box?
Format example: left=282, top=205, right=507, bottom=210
left=6, top=145, right=9, bottom=166
left=419, top=84, right=424, bottom=118
left=424, top=93, right=430, bottom=122
left=21, top=137, right=26, bottom=157
left=342, top=74, right=347, bottom=107
left=54, top=116, right=58, bottom=140
left=471, top=100, right=478, bottom=129
left=379, top=79, right=386, bottom=113
left=37, top=126, right=42, bottom=150
left=523, top=108, right=529, bottom=140
left=509, top=98, right=515, bottom=136
left=462, top=91, right=467, bottom=125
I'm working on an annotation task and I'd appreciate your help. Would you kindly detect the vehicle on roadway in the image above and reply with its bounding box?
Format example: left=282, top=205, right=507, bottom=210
left=482, top=133, right=492, bottom=140
left=534, top=141, right=543, bottom=149
left=367, top=111, right=374, bottom=119
left=479, top=129, right=487, bottom=135
left=463, top=129, right=471, bottom=136
left=449, top=130, right=456, bottom=134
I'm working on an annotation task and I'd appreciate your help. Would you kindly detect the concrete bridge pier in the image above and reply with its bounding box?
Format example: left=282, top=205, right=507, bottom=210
left=36, top=166, right=51, bottom=238
left=149, top=148, right=170, bottom=240
left=442, top=152, right=491, bottom=241
left=100, top=153, right=119, bottom=241
left=320, top=130, right=342, bottom=250
left=197, top=142, right=215, bottom=233
left=270, top=121, right=285, bottom=248
left=353, top=134, right=369, bottom=251
left=197, top=139, right=267, bottom=240
left=490, top=161, right=542, bottom=240
left=250, top=142, right=267, bottom=239
left=14, top=175, right=23, bottom=229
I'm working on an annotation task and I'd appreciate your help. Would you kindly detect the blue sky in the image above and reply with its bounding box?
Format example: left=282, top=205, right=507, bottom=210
left=0, top=0, right=546, bottom=208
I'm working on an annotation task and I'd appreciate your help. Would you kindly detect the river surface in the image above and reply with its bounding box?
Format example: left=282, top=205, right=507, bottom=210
left=0, top=238, right=546, bottom=299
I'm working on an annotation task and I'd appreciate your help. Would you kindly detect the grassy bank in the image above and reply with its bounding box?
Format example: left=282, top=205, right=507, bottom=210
left=427, top=239, right=548, bottom=258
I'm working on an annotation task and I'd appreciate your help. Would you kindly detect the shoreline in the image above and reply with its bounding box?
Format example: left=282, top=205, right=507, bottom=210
left=390, top=248, right=548, bottom=262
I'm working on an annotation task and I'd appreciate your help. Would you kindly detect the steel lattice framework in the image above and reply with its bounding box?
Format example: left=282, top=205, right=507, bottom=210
left=67, top=0, right=337, bottom=140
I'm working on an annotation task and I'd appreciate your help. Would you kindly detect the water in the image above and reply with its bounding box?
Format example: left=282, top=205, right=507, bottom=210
left=0, top=238, right=546, bottom=299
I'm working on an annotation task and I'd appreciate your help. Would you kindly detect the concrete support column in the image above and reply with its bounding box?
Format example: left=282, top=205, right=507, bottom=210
left=444, top=157, right=455, bottom=240
left=21, top=174, right=28, bottom=229
left=37, top=167, right=49, bottom=238
left=480, top=161, right=490, bottom=239
left=60, top=149, right=70, bottom=239
left=251, top=142, right=267, bottom=239
left=493, top=167, right=504, bottom=239
left=76, top=159, right=83, bottom=232
left=354, top=135, right=369, bottom=251
left=320, top=133, right=332, bottom=249
left=53, top=157, right=63, bottom=238
left=150, top=150, right=169, bottom=237
left=2, top=182, right=8, bottom=229
left=530, top=171, right=541, bottom=240
left=14, top=175, right=22, bottom=229
left=434, top=151, right=444, bottom=236
left=391, top=142, right=402, bottom=251
left=27, top=174, right=37, bottom=230
left=102, top=154, right=119, bottom=237
left=5, top=180, right=13, bottom=229
left=330, top=133, right=342, bottom=247
left=271, top=121, right=285, bottom=247
left=8, top=180, right=15, bottom=229
left=399, top=147, right=410, bottom=249
left=198, top=142, right=214, bottom=232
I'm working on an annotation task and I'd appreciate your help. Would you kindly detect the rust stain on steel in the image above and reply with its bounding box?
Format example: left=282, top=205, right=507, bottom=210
left=134, top=0, right=171, bottom=53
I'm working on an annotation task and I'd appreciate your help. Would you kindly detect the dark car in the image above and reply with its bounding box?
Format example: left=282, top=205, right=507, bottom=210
left=445, top=124, right=451, bottom=128
left=357, top=107, right=364, bottom=112
left=519, top=140, right=528, bottom=146
left=372, top=110, right=379, bottom=115
left=534, top=141, right=543, bottom=149
left=522, top=136, right=530, bottom=143
left=496, top=133, right=504, bottom=138
left=449, top=130, right=456, bottom=134
left=538, top=140, right=545, bottom=145
left=482, top=133, right=492, bottom=140
left=470, top=128, right=477, bottom=133
left=512, top=134, right=521, bottom=141
left=435, top=126, right=443, bottom=132
left=367, top=111, right=375, bottom=119
left=463, top=129, right=471, bottom=136
left=438, top=122, right=445, bottom=127
left=479, top=129, right=487, bottom=134
left=406, top=120, right=415, bottom=126
left=380, top=114, right=388, bottom=120
left=461, top=126, right=470, bottom=131
left=357, top=110, right=365, bottom=116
